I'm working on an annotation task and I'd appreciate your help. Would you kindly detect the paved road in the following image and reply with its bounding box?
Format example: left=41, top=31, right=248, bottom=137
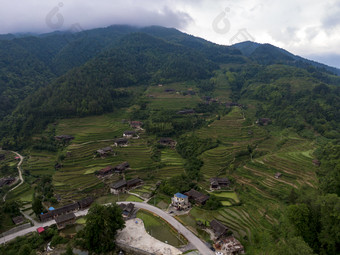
left=3, top=151, right=24, bottom=201
left=118, top=202, right=214, bottom=255
left=1, top=202, right=214, bottom=255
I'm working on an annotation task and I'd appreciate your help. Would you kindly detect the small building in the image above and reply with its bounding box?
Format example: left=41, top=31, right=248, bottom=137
left=111, top=179, right=127, bottom=194
left=171, top=193, right=189, bottom=210
left=97, top=166, right=114, bottom=176
left=54, top=135, right=74, bottom=142
left=210, top=219, right=228, bottom=240
left=274, top=172, right=282, bottom=179
left=177, top=109, right=195, bottom=115
left=185, top=189, right=209, bottom=205
left=123, top=131, right=137, bottom=139
left=129, top=121, right=143, bottom=129
left=53, top=203, right=79, bottom=217
left=12, top=215, right=24, bottom=225
left=256, top=118, right=272, bottom=126
left=96, top=146, right=113, bottom=157
left=114, top=138, right=129, bottom=147
left=78, top=197, right=94, bottom=209
left=126, top=178, right=143, bottom=189
left=37, top=227, right=45, bottom=234
left=312, top=159, right=321, bottom=166
left=55, top=213, right=76, bottom=230
left=0, top=154, right=5, bottom=161
left=164, top=89, right=175, bottom=92
left=210, top=177, right=230, bottom=190
left=110, top=178, right=143, bottom=194
left=54, top=162, right=63, bottom=170
left=114, top=161, right=130, bottom=173
left=159, top=138, right=177, bottom=148
left=119, top=203, right=135, bottom=218
left=0, top=177, right=15, bottom=188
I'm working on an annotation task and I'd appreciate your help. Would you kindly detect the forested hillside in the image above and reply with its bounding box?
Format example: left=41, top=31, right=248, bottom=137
left=0, top=25, right=340, bottom=255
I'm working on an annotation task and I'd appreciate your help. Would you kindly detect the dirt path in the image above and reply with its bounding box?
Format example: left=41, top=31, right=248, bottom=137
left=3, top=151, right=24, bottom=201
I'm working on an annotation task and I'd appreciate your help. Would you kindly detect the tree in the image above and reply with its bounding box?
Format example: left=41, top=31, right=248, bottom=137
left=61, top=244, right=74, bottom=255
left=78, top=204, right=125, bottom=254
left=32, top=195, right=43, bottom=215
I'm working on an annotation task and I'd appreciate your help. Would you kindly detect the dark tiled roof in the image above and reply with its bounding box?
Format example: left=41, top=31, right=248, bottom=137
left=124, top=131, right=136, bottom=135
left=126, top=178, right=142, bottom=187
left=12, top=215, right=24, bottom=225
left=115, top=138, right=128, bottom=144
left=98, top=166, right=113, bottom=174
left=112, top=179, right=127, bottom=189
left=210, top=177, right=230, bottom=186
left=185, top=189, right=209, bottom=204
left=53, top=203, right=79, bottom=215
left=55, top=213, right=76, bottom=224
left=78, top=197, right=94, bottom=208
left=210, top=219, right=228, bottom=237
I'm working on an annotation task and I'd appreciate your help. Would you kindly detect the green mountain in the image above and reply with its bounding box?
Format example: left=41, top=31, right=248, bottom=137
left=232, top=41, right=340, bottom=75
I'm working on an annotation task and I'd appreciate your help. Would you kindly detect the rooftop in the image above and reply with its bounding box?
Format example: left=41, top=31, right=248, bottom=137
left=175, top=193, right=188, bottom=199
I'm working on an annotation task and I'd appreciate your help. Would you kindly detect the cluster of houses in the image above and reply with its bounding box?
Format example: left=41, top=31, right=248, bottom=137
left=209, top=219, right=244, bottom=255
left=171, top=189, right=210, bottom=210
left=39, top=197, right=93, bottom=230
left=110, top=178, right=143, bottom=194
left=97, top=161, right=130, bottom=176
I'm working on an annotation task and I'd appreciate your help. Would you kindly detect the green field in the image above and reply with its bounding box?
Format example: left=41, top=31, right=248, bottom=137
left=136, top=210, right=187, bottom=247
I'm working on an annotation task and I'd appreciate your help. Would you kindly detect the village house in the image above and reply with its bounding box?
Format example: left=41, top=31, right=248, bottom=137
left=55, top=213, right=76, bottom=230
left=123, top=130, right=137, bottom=139
left=159, top=138, right=177, bottom=148
left=97, top=165, right=114, bottom=176
left=114, top=138, right=129, bottom=147
left=111, top=179, right=127, bottom=194
left=171, top=193, right=190, bottom=210
left=274, top=172, right=282, bottom=179
left=54, top=162, right=63, bottom=170
left=0, top=154, right=5, bottom=161
left=78, top=197, right=94, bottom=210
left=119, top=203, right=135, bottom=218
left=39, top=197, right=93, bottom=222
left=210, top=177, right=231, bottom=190
left=185, top=189, right=210, bottom=206
left=129, top=121, right=143, bottom=129
left=96, top=146, right=113, bottom=157
left=164, top=89, right=175, bottom=92
left=210, top=219, right=229, bottom=240
left=110, top=178, right=143, bottom=194
left=54, top=135, right=74, bottom=142
left=12, top=215, right=24, bottom=225
left=114, top=161, right=130, bottom=173
left=256, top=118, right=272, bottom=126
left=177, top=109, right=195, bottom=115
left=0, top=177, right=15, bottom=188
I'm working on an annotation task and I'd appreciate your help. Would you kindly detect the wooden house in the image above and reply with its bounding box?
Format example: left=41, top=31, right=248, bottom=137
left=114, top=162, right=130, bottom=173
left=111, top=180, right=127, bottom=194
left=256, top=118, right=272, bottom=126
left=12, top=215, right=24, bottom=225
left=210, top=177, right=230, bottom=190
left=97, top=166, right=114, bottom=176
left=54, top=135, right=74, bottom=142
left=129, top=121, right=143, bottom=129
left=159, top=138, right=177, bottom=148
left=55, top=213, right=76, bottom=230
left=210, top=219, right=228, bottom=240
left=0, top=177, right=15, bottom=188
left=123, top=130, right=137, bottom=139
left=114, top=138, right=129, bottom=147
left=312, top=159, right=321, bottom=166
left=78, top=197, right=94, bottom=209
left=96, top=146, right=113, bottom=157
left=185, top=189, right=209, bottom=205
left=119, top=203, right=135, bottom=218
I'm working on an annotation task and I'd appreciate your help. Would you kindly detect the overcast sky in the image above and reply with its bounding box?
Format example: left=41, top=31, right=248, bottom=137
left=1, top=0, right=340, bottom=68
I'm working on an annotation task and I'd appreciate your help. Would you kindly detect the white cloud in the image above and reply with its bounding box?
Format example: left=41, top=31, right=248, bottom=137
left=0, top=0, right=340, bottom=68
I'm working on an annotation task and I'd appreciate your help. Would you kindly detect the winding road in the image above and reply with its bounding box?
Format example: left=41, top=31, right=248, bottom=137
left=0, top=201, right=214, bottom=255
left=3, top=151, right=24, bottom=201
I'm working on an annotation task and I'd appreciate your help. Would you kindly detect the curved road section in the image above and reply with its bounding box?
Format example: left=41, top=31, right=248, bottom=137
left=117, top=202, right=214, bottom=255
left=3, top=152, right=24, bottom=201
left=0, top=201, right=214, bottom=255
